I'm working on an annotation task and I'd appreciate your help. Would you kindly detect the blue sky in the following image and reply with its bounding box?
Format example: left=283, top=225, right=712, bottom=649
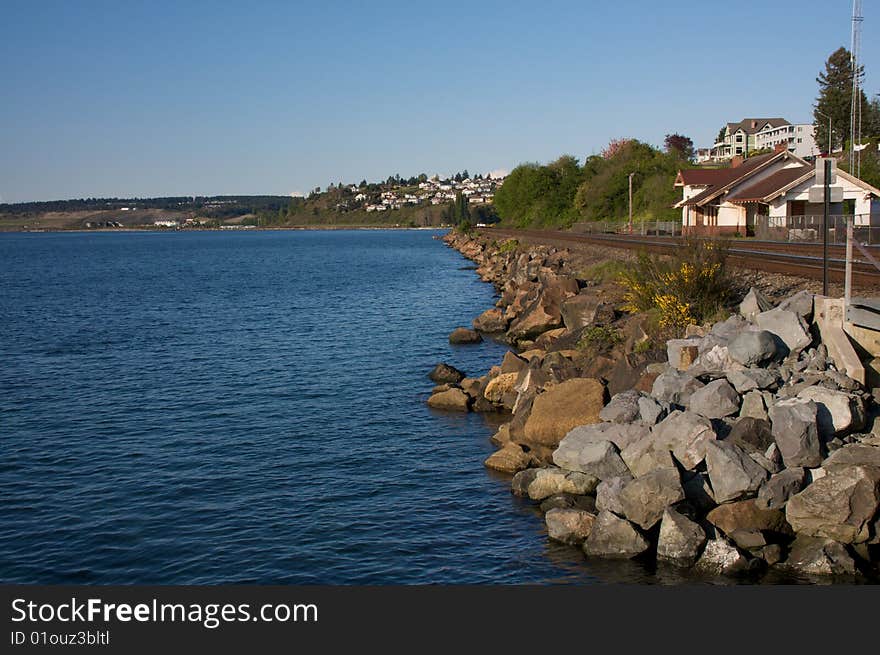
left=1, top=0, right=876, bottom=203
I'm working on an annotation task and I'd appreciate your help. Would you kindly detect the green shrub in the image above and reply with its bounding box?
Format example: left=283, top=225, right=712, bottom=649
left=498, top=238, right=519, bottom=254
left=582, top=259, right=627, bottom=283
left=577, top=325, right=623, bottom=354
left=619, top=238, right=731, bottom=330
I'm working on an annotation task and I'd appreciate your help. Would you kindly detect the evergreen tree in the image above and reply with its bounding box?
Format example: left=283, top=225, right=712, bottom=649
left=814, top=47, right=870, bottom=153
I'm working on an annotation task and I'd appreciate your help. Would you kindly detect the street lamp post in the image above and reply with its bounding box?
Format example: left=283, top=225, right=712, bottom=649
left=628, top=172, right=635, bottom=234
left=816, top=110, right=832, bottom=155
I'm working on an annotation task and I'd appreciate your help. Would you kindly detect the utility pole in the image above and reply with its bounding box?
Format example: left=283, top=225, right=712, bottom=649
left=628, top=173, right=635, bottom=234
left=823, top=158, right=831, bottom=296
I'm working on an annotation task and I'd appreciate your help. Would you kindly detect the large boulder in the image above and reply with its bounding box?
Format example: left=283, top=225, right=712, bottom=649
left=484, top=442, right=531, bottom=474
left=617, top=467, right=684, bottom=530
left=638, top=395, right=666, bottom=425
left=472, top=308, right=509, bottom=333
left=785, top=465, right=880, bottom=544
left=511, top=467, right=600, bottom=501
left=507, top=278, right=578, bottom=342
left=777, top=290, right=814, bottom=322
left=780, top=535, right=857, bottom=576
left=620, top=437, right=676, bottom=477
left=483, top=372, right=519, bottom=404
left=705, top=440, right=767, bottom=503
left=523, top=378, right=606, bottom=448
left=651, top=369, right=705, bottom=406
left=652, top=410, right=716, bottom=470
left=582, top=511, right=650, bottom=559
left=556, top=421, right=649, bottom=453
left=739, top=391, right=768, bottom=420
left=428, top=362, right=465, bottom=384
left=500, top=351, right=528, bottom=374
left=560, top=293, right=615, bottom=331
left=687, top=379, right=741, bottom=419
left=694, top=538, right=753, bottom=576
left=755, top=308, right=812, bottom=354
left=727, top=330, right=784, bottom=366
left=796, top=386, right=865, bottom=438
left=823, top=444, right=880, bottom=470
left=545, top=508, right=597, bottom=545
left=739, top=287, right=773, bottom=322
left=657, top=507, right=707, bottom=565
left=595, top=475, right=633, bottom=515
left=667, top=338, right=701, bottom=371
left=768, top=398, right=823, bottom=468
left=728, top=417, right=775, bottom=453
left=552, top=439, right=629, bottom=481
left=706, top=499, right=791, bottom=537
left=726, top=368, right=779, bottom=394
left=599, top=389, right=643, bottom=424
left=426, top=387, right=471, bottom=411
left=755, top=467, right=807, bottom=510
left=449, top=327, right=482, bottom=344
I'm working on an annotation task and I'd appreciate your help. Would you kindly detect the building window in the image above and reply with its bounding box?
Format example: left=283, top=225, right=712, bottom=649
left=736, top=134, right=743, bottom=143
left=797, top=138, right=802, bottom=143
left=735, top=147, right=743, bottom=154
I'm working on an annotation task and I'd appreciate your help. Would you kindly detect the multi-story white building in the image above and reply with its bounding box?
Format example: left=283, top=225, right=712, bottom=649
left=754, top=122, right=818, bottom=159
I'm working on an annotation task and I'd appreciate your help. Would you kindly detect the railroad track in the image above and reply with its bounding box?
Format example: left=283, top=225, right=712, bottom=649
left=479, top=228, right=880, bottom=287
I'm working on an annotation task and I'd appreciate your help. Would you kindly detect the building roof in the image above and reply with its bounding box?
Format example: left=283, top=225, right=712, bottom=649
left=725, top=165, right=812, bottom=203
left=727, top=118, right=790, bottom=135
left=674, top=169, right=725, bottom=186
left=676, top=153, right=780, bottom=207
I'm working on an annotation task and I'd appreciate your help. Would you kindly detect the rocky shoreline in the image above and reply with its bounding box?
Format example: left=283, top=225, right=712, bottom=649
left=430, top=230, right=880, bottom=580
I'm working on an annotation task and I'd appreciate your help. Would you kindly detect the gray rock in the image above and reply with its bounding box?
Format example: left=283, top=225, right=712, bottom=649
left=728, top=330, right=784, bottom=366
left=705, top=440, right=768, bottom=503
left=749, top=450, right=781, bottom=475
left=694, top=538, right=753, bottom=576
left=637, top=395, right=666, bottom=425
left=755, top=467, right=807, bottom=510
left=768, top=398, right=823, bottom=468
left=556, top=422, right=650, bottom=454
left=428, top=362, right=465, bottom=384
left=667, top=338, right=701, bottom=371
left=726, top=368, right=779, bottom=394
left=781, top=535, right=857, bottom=576
left=545, top=508, right=597, bottom=545
left=797, top=386, right=865, bottom=438
left=755, top=308, right=812, bottom=354
left=786, top=465, right=880, bottom=544
left=739, top=287, right=773, bottom=322
left=551, top=439, right=630, bottom=481
left=739, top=391, right=768, bottom=420
left=777, top=290, right=814, bottom=322
left=511, top=467, right=600, bottom=501
left=426, top=387, right=471, bottom=411
left=618, top=467, right=685, bottom=529
left=652, top=410, right=716, bottom=470
left=599, top=389, right=643, bottom=424
left=728, top=417, right=775, bottom=453
left=539, top=493, right=597, bottom=514
left=686, top=379, right=741, bottom=419
left=595, top=475, right=632, bottom=515
left=620, top=438, right=676, bottom=477
left=582, top=511, right=650, bottom=559
left=651, top=369, right=705, bottom=406
left=823, top=443, right=880, bottom=470
left=657, top=507, right=707, bottom=565
left=711, top=314, right=749, bottom=340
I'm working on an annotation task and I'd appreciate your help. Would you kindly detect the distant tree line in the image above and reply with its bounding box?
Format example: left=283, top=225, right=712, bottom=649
left=0, top=195, right=298, bottom=218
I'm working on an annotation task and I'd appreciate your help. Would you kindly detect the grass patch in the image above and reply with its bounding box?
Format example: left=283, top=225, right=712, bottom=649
left=582, top=259, right=628, bottom=284
left=497, top=238, right=519, bottom=253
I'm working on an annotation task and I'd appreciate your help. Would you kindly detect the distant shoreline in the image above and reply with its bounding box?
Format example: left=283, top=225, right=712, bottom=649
left=0, top=225, right=455, bottom=234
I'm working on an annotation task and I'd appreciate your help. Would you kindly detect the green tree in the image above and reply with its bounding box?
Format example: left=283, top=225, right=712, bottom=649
left=814, top=46, right=871, bottom=153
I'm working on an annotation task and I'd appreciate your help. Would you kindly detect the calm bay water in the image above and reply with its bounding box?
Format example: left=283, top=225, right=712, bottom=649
left=1, top=229, right=610, bottom=584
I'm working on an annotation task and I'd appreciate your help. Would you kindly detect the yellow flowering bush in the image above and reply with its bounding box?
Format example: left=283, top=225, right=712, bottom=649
left=619, top=239, right=730, bottom=330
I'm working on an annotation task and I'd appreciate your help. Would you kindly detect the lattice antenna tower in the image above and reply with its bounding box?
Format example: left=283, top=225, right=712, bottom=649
left=850, top=0, right=863, bottom=177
